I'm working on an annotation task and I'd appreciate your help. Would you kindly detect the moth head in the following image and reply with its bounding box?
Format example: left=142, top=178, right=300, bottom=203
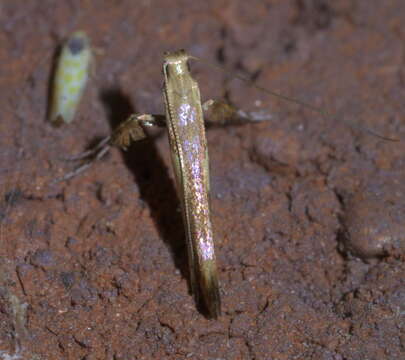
left=163, top=49, right=191, bottom=77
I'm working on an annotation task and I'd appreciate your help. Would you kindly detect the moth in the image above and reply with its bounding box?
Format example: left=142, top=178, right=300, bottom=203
left=60, top=49, right=397, bottom=318
left=161, top=50, right=221, bottom=318
left=111, top=51, right=230, bottom=318
left=98, top=50, right=224, bottom=318
left=62, top=49, right=269, bottom=318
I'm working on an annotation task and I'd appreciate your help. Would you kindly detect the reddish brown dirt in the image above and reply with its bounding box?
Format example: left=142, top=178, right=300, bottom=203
left=1, top=1, right=404, bottom=359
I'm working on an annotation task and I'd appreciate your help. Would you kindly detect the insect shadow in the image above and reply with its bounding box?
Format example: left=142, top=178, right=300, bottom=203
left=46, top=42, right=62, bottom=124
left=99, top=88, right=190, bottom=289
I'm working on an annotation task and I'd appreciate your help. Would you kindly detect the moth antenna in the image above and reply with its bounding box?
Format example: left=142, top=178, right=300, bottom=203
left=192, top=56, right=399, bottom=142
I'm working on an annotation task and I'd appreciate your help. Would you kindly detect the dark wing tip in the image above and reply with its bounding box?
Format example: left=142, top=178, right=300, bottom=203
left=205, top=283, right=221, bottom=319
left=198, top=266, right=221, bottom=319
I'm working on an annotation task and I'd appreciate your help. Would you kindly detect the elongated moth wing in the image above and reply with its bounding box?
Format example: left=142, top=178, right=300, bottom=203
left=163, top=50, right=221, bottom=318
left=49, top=31, right=91, bottom=125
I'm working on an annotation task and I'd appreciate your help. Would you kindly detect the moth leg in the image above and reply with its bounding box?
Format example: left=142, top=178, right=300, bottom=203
left=111, top=113, right=166, bottom=149
left=54, top=113, right=166, bottom=183
left=63, top=135, right=111, bottom=161
left=55, top=143, right=111, bottom=183
left=202, top=99, right=272, bottom=125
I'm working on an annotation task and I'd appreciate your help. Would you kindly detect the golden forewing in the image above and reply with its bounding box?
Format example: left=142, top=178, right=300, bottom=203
left=163, top=52, right=221, bottom=317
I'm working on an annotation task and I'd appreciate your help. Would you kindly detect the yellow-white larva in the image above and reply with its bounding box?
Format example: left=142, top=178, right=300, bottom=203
left=49, top=31, right=92, bottom=125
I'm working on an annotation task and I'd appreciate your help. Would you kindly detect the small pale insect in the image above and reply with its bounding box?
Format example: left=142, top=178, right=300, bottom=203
left=49, top=31, right=92, bottom=125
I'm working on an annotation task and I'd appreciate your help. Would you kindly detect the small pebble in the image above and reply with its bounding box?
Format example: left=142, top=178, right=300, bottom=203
left=343, top=178, right=405, bottom=259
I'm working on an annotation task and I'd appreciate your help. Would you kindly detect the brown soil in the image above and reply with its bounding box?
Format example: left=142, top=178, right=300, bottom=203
left=1, top=1, right=404, bottom=359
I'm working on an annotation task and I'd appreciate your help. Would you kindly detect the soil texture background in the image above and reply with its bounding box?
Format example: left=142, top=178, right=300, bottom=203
left=0, top=1, right=404, bottom=359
